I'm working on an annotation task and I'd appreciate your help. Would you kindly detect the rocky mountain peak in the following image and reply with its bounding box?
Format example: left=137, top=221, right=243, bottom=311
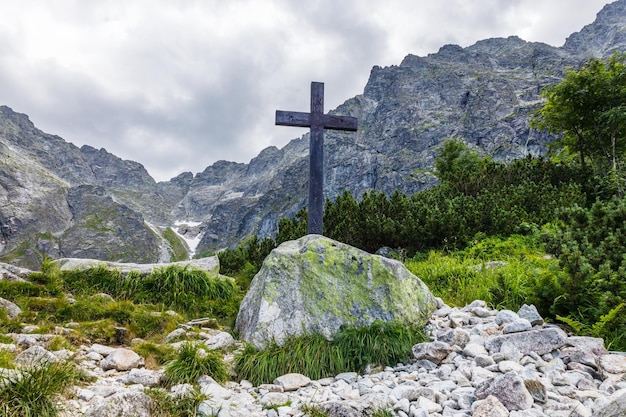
left=564, top=0, right=626, bottom=56
left=2, top=1, right=626, bottom=267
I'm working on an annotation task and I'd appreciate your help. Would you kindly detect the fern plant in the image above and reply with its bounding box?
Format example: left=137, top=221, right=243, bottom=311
left=557, top=303, right=625, bottom=349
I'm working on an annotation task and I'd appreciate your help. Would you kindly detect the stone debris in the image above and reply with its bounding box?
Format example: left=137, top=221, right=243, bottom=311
left=3, top=299, right=626, bottom=416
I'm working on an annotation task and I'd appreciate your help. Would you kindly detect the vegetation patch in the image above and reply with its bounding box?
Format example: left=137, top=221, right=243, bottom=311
left=162, top=227, right=189, bottom=262
left=0, top=360, right=82, bottom=417
left=163, top=342, right=229, bottom=386
left=147, top=387, right=206, bottom=417
left=132, top=341, right=176, bottom=370
left=235, top=321, right=426, bottom=386
left=60, top=264, right=240, bottom=323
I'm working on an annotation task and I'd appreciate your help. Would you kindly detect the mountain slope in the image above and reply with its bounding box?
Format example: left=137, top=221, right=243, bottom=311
left=1, top=0, right=624, bottom=267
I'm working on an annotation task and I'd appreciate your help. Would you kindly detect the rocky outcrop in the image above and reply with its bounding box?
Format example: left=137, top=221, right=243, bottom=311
left=235, top=235, right=437, bottom=348
left=1, top=1, right=625, bottom=265
left=59, top=185, right=161, bottom=263
left=0, top=106, right=173, bottom=268
left=55, top=255, right=220, bottom=278
left=563, top=0, right=626, bottom=57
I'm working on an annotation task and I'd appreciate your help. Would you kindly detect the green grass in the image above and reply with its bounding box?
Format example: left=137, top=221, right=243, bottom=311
left=372, top=408, right=395, bottom=417
left=405, top=234, right=561, bottom=311
left=164, top=342, right=229, bottom=386
left=60, top=264, right=239, bottom=320
left=235, top=321, right=426, bottom=386
left=162, top=227, right=190, bottom=262
left=147, top=387, right=206, bottom=417
left=300, top=404, right=329, bottom=417
left=0, top=260, right=243, bottom=347
left=132, top=342, right=176, bottom=369
left=0, top=350, right=15, bottom=369
left=0, top=360, right=82, bottom=417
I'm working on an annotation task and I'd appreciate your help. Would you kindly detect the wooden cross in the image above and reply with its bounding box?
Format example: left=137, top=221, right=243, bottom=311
left=276, top=82, right=358, bottom=235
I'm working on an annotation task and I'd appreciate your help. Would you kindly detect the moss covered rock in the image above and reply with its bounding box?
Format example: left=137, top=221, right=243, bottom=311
left=235, top=235, right=436, bottom=349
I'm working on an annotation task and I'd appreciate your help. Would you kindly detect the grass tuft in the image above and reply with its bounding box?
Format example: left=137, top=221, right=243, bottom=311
left=0, top=360, right=81, bottom=417
left=164, top=342, right=229, bottom=386
left=132, top=342, right=176, bottom=370
left=147, top=387, right=206, bottom=417
left=235, top=321, right=426, bottom=386
left=300, top=404, right=329, bottom=417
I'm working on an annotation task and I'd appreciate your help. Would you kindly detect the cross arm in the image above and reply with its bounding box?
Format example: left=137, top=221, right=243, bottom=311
left=276, top=110, right=357, bottom=131
left=275, top=110, right=311, bottom=127
left=320, top=114, right=358, bottom=131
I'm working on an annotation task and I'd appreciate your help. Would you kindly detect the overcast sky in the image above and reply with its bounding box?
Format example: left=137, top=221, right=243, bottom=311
left=0, top=1, right=613, bottom=182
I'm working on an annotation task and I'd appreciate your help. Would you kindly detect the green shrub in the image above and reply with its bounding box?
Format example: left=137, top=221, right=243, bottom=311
left=218, top=236, right=276, bottom=280
left=27, top=256, right=64, bottom=296
left=74, top=319, right=119, bottom=345
left=235, top=335, right=341, bottom=386
left=0, top=360, right=81, bottom=417
left=61, top=265, right=125, bottom=297
left=164, top=342, right=229, bottom=386
left=235, top=321, right=426, bottom=386
left=542, top=197, right=626, bottom=350
left=0, top=280, right=49, bottom=299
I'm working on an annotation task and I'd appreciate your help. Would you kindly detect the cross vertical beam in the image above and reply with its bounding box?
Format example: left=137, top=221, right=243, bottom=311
left=308, top=82, right=325, bottom=235
left=276, top=82, right=357, bottom=235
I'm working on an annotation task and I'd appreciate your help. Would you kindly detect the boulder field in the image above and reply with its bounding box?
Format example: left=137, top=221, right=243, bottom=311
left=2, top=298, right=626, bottom=416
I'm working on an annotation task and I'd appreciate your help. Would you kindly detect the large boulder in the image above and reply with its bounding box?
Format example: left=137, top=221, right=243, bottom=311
left=235, top=235, right=437, bottom=348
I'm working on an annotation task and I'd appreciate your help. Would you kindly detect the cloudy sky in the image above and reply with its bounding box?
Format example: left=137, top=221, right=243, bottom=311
left=0, top=1, right=613, bottom=181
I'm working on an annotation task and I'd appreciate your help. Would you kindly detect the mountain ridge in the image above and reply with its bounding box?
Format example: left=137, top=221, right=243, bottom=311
left=1, top=0, right=625, bottom=268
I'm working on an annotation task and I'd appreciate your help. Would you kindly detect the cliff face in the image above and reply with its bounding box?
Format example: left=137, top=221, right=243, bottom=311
left=1, top=1, right=625, bottom=267
left=0, top=107, right=164, bottom=268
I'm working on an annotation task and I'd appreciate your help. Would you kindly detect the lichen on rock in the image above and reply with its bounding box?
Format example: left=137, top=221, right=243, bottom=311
left=235, top=235, right=436, bottom=349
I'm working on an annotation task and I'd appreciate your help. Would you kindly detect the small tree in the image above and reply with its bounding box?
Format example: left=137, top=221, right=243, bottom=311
left=434, top=138, right=492, bottom=195
left=531, top=53, right=626, bottom=172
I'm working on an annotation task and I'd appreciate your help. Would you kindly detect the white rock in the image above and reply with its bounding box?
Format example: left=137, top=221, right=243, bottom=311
left=463, top=342, right=488, bottom=357
left=101, top=348, right=144, bottom=371
left=204, top=331, right=236, bottom=350
left=201, top=381, right=232, bottom=400
left=495, top=309, right=519, bottom=325
left=121, top=368, right=163, bottom=387
left=84, top=390, right=153, bottom=417
left=273, top=373, right=311, bottom=391
left=15, top=345, right=58, bottom=366
left=518, top=304, right=544, bottom=326
left=598, top=354, right=626, bottom=375
left=417, top=396, right=443, bottom=413
left=164, top=328, right=187, bottom=342
left=90, top=344, right=116, bottom=356
left=0, top=343, right=16, bottom=353
left=0, top=297, right=21, bottom=318
left=503, top=318, right=533, bottom=334
left=472, top=395, right=509, bottom=417
left=259, top=392, right=290, bottom=408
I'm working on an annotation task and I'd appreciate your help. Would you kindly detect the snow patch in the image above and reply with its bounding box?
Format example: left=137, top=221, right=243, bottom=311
left=173, top=220, right=204, bottom=257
